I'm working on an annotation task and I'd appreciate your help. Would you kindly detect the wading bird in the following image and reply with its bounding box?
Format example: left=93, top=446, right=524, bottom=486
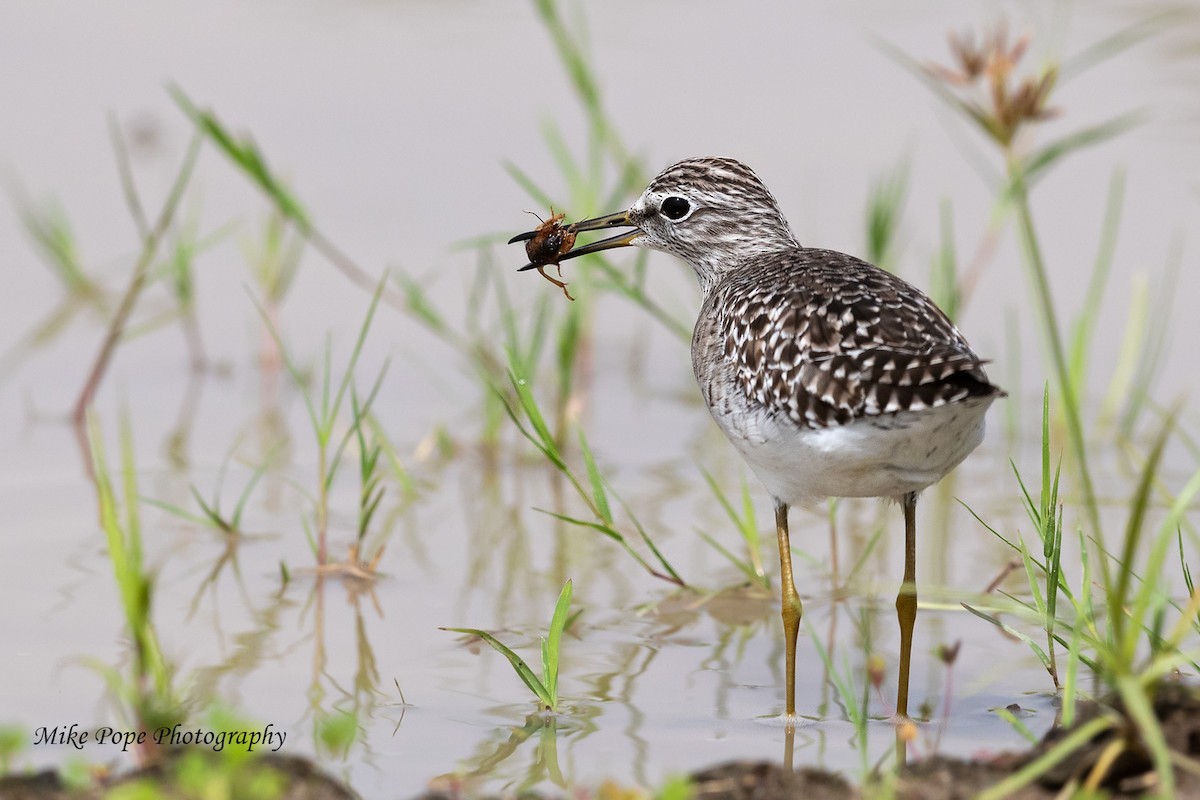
left=510, top=157, right=1002, bottom=726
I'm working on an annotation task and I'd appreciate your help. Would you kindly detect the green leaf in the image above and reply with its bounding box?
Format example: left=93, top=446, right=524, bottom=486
left=441, top=627, right=552, bottom=709
left=535, top=508, right=624, bottom=541
left=974, top=716, right=1116, bottom=800
left=698, top=531, right=768, bottom=588
left=619, top=495, right=686, bottom=586
left=658, top=775, right=695, bottom=800
left=509, top=367, right=558, bottom=455
left=1022, top=113, right=1142, bottom=188
left=543, top=580, right=573, bottom=708
left=1116, top=676, right=1173, bottom=796
left=991, top=705, right=1039, bottom=745
left=503, top=160, right=556, bottom=210
left=578, top=431, right=612, bottom=526
left=701, top=468, right=743, bottom=534
left=316, top=711, right=358, bottom=758
left=392, top=273, right=450, bottom=335
left=961, top=603, right=1052, bottom=673
left=1068, top=169, right=1124, bottom=395
left=1130, top=462, right=1200, bottom=652
left=327, top=276, right=388, bottom=449
left=1059, top=11, right=1180, bottom=83
left=1112, top=409, right=1177, bottom=660
left=864, top=161, right=909, bottom=270
left=170, top=86, right=312, bottom=232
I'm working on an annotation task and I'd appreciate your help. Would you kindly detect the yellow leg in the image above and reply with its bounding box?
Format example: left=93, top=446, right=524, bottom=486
left=775, top=501, right=802, bottom=723
left=895, top=492, right=918, bottom=724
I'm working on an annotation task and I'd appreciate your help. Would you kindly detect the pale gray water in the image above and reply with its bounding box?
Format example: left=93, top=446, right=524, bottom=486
left=1, top=1, right=1198, bottom=796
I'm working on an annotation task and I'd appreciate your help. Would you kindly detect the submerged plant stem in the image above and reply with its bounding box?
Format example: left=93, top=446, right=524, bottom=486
left=317, top=443, right=329, bottom=565
left=73, top=132, right=203, bottom=469
left=308, top=228, right=408, bottom=311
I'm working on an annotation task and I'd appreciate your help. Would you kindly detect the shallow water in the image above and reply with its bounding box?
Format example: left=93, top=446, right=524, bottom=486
left=1, top=1, right=1198, bottom=797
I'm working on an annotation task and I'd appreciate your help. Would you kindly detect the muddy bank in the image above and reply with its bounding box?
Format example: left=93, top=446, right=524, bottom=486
left=684, top=682, right=1200, bottom=800
left=4, top=685, right=1198, bottom=799
left=0, top=752, right=357, bottom=800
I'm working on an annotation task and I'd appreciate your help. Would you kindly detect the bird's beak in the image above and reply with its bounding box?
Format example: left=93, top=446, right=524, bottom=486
left=509, top=210, right=642, bottom=271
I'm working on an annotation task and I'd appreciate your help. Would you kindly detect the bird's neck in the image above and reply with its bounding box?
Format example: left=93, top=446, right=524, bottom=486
left=690, top=238, right=802, bottom=298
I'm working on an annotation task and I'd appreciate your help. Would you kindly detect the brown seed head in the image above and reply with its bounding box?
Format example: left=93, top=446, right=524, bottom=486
left=930, top=22, right=1058, bottom=148
left=945, top=29, right=988, bottom=84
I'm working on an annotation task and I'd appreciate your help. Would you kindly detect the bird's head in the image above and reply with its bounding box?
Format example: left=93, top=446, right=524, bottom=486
left=512, top=157, right=799, bottom=289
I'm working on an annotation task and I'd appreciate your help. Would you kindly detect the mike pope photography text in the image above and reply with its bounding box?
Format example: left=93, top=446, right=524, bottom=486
left=34, top=723, right=287, bottom=753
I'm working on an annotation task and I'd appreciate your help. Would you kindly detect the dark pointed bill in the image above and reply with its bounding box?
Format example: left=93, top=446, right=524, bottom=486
left=509, top=210, right=641, bottom=271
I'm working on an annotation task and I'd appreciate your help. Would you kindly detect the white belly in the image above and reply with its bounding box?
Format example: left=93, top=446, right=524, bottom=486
left=713, top=397, right=994, bottom=507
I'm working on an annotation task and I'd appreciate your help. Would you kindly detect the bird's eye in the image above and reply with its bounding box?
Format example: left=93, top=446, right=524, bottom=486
left=660, top=196, right=691, bottom=221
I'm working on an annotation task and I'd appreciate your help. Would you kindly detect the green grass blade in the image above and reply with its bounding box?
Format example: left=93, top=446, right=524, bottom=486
left=326, top=360, right=390, bottom=494
left=1101, top=274, right=1147, bottom=424
left=539, top=637, right=552, bottom=709
left=1011, top=459, right=1040, bottom=528
left=1059, top=11, right=1179, bottom=82
left=1130, top=463, right=1200, bottom=653
left=974, top=715, right=1115, bottom=800
left=170, top=86, right=312, bottom=232
left=535, top=509, right=625, bottom=543
left=1022, top=114, right=1142, bottom=188
left=1008, top=162, right=1105, bottom=579
left=1016, top=533, right=1048, bottom=618
left=327, top=275, right=387, bottom=438
left=441, top=627, right=552, bottom=709
left=702, top=471, right=763, bottom=567
left=807, top=620, right=865, bottom=730
left=1119, top=235, right=1184, bottom=434
left=543, top=580, right=573, bottom=709
left=392, top=273, right=452, bottom=337
left=620, top=498, right=686, bottom=587
left=502, top=161, right=556, bottom=210
left=960, top=497, right=1029, bottom=560
left=929, top=198, right=960, bottom=319
left=231, top=445, right=282, bottom=530
left=141, top=495, right=218, bottom=529
left=864, top=161, right=909, bottom=271
left=188, top=485, right=230, bottom=532
left=844, top=523, right=886, bottom=584
left=532, top=0, right=605, bottom=134
left=699, top=468, right=765, bottom=582
left=991, top=705, right=1039, bottom=745
left=1062, top=607, right=1083, bottom=727
left=541, top=119, right=584, bottom=197
left=961, top=603, right=1052, bottom=674
left=1112, top=409, right=1177, bottom=661
left=509, top=367, right=558, bottom=455
left=1067, top=169, right=1124, bottom=394
left=1116, top=675, right=1173, bottom=796
left=698, top=531, right=767, bottom=587
left=248, top=288, right=321, bottom=435
left=496, top=386, right=565, bottom=470
left=1180, top=529, right=1196, bottom=607
left=1039, top=384, right=1050, bottom=532
left=578, top=430, right=612, bottom=526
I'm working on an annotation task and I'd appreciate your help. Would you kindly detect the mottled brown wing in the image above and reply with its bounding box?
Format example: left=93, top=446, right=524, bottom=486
left=716, top=248, right=998, bottom=429
left=794, top=346, right=993, bottom=425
